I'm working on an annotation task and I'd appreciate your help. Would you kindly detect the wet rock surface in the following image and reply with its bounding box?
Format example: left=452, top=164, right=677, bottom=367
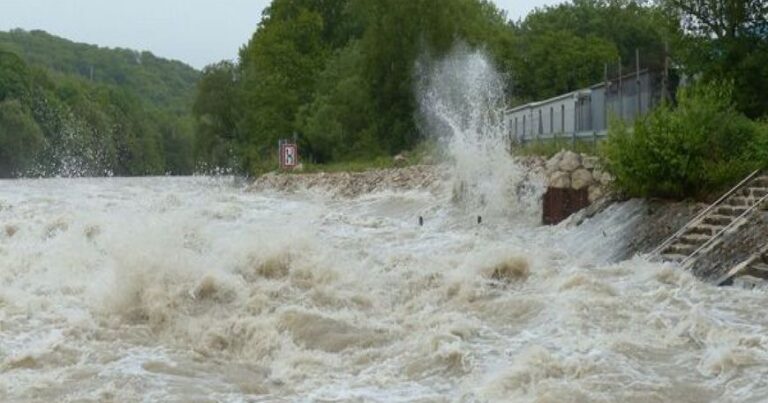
left=620, top=200, right=705, bottom=260
left=692, top=211, right=768, bottom=282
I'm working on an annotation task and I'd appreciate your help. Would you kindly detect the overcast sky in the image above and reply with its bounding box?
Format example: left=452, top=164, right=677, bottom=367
left=0, top=0, right=562, bottom=69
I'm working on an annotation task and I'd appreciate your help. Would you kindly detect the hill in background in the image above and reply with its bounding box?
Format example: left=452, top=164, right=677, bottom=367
left=0, top=29, right=200, bottom=177
left=0, top=29, right=199, bottom=114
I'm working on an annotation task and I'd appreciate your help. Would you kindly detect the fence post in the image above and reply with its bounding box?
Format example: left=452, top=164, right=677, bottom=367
left=636, top=48, right=642, bottom=117
left=618, top=57, right=623, bottom=122
left=593, top=131, right=598, bottom=153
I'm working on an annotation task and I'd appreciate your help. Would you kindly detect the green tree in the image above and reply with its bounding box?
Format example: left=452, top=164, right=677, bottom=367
left=0, top=100, right=44, bottom=177
left=510, top=0, right=669, bottom=103
left=193, top=61, right=242, bottom=170
left=601, top=81, right=768, bottom=198
left=662, top=0, right=768, bottom=117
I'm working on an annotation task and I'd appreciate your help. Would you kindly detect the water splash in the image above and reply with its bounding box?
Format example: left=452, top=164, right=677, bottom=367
left=416, top=44, right=541, bottom=219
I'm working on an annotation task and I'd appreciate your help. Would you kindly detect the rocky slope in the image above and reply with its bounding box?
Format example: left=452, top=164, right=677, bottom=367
left=248, top=165, right=446, bottom=198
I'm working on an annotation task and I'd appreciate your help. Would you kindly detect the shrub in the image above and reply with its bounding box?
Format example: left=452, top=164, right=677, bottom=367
left=600, top=81, right=768, bottom=199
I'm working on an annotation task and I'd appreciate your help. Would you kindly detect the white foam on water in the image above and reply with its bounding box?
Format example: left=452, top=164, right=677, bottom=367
left=2, top=44, right=768, bottom=403
left=2, top=177, right=768, bottom=402
left=416, top=44, right=544, bottom=223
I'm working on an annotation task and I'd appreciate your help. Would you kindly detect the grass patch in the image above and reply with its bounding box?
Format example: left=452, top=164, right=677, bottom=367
left=512, top=138, right=602, bottom=158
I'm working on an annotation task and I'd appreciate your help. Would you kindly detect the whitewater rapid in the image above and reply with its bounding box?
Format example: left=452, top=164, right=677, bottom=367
left=2, top=176, right=768, bottom=402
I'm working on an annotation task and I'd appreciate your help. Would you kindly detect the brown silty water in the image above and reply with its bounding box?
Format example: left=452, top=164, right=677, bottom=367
left=2, top=174, right=768, bottom=402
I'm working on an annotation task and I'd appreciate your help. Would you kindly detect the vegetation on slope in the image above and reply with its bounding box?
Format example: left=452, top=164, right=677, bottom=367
left=0, top=30, right=198, bottom=177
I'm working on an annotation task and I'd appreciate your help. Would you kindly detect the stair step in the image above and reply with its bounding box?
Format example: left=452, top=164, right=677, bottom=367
left=751, top=177, right=768, bottom=188
left=728, top=196, right=755, bottom=207
left=716, top=205, right=748, bottom=216
left=663, top=243, right=698, bottom=256
left=748, top=187, right=768, bottom=199
left=703, top=214, right=734, bottom=226
left=688, top=224, right=724, bottom=236
left=678, top=233, right=711, bottom=246
left=739, top=186, right=768, bottom=198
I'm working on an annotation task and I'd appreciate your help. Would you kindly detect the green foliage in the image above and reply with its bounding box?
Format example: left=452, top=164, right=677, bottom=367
left=663, top=0, right=768, bottom=118
left=0, top=99, right=44, bottom=176
left=601, top=82, right=768, bottom=199
left=0, top=30, right=200, bottom=177
left=198, top=0, right=514, bottom=175
left=0, top=29, right=199, bottom=114
left=0, top=50, right=33, bottom=101
left=514, top=139, right=602, bottom=159
left=509, top=0, right=669, bottom=103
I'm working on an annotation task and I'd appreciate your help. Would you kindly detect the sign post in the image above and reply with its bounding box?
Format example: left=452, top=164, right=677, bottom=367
left=279, top=141, right=299, bottom=170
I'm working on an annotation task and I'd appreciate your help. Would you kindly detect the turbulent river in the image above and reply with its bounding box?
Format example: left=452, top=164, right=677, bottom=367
left=4, top=46, right=768, bottom=402
left=3, top=176, right=768, bottom=402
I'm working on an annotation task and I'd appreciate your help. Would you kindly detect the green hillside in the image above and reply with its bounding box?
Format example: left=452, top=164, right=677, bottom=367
left=0, top=30, right=200, bottom=177
left=0, top=29, right=198, bottom=114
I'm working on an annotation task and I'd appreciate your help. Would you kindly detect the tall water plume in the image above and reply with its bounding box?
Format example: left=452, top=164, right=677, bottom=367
left=416, top=43, right=540, bottom=219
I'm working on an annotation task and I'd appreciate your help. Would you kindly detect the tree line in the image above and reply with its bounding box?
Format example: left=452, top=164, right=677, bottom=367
left=195, top=0, right=766, bottom=176
left=0, top=1, right=764, bottom=179
left=0, top=30, right=198, bottom=177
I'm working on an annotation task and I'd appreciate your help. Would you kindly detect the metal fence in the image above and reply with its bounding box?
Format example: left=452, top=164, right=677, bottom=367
left=507, top=69, right=663, bottom=145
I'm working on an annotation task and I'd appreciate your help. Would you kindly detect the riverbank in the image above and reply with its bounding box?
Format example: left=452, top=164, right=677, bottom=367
left=248, top=159, right=764, bottom=280
left=248, top=164, right=446, bottom=198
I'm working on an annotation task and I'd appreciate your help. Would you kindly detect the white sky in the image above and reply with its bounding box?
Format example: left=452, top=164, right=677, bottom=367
left=0, top=0, right=562, bottom=69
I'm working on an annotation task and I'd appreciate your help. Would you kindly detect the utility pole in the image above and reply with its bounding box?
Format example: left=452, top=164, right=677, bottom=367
left=662, top=41, right=670, bottom=105
left=618, top=58, right=623, bottom=122
left=636, top=48, right=641, bottom=116
left=603, top=63, right=609, bottom=131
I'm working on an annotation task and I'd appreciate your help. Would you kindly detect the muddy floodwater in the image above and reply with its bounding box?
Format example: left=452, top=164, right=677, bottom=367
left=2, top=176, right=768, bottom=402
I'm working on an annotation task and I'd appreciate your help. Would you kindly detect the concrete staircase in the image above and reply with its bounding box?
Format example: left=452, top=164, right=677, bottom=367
left=652, top=170, right=768, bottom=268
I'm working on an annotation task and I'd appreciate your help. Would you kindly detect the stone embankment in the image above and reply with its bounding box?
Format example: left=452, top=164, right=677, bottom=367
left=522, top=150, right=615, bottom=204
left=248, top=165, right=445, bottom=197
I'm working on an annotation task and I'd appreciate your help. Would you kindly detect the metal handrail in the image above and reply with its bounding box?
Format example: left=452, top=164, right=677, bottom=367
left=681, top=191, right=768, bottom=267
left=650, top=169, right=761, bottom=257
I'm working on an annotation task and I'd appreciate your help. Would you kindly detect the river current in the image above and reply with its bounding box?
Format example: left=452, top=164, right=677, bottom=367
left=2, top=176, right=768, bottom=402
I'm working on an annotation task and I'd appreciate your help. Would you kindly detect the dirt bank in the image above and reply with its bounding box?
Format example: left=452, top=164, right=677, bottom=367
left=248, top=162, right=764, bottom=281
left=248, top=165, right=446, bottom=197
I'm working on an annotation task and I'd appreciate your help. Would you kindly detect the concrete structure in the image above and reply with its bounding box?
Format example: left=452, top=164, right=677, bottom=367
left=507, top=70, right=660, bottom=144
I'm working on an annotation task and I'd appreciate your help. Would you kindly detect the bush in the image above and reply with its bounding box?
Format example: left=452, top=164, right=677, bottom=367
left=600, top=82, right=768, bottom=199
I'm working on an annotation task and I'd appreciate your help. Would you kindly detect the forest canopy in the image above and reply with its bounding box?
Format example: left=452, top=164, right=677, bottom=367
left=0, top=30, right=198, bottom=177
left=194, top=0, right=678, bottom=175
left=0, top=0, right=765, bottom=178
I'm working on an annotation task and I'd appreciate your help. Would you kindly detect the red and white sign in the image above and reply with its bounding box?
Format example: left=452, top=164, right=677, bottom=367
left=280, top=143, right=298, bottom=169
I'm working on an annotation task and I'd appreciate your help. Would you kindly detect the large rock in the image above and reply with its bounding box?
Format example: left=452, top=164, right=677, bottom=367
left=545, top=151, right=565, bottom=175
left=581, top=155, right=599, bottom=170
left=599, top=171, right=615, bottom=185
left=548, top=171, right=571, bottom=189
left=588, top=185, right=604, bottom=203
left=571, top=168, right=594, bottom=190
left=558, top=151, right=582, bottom=172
